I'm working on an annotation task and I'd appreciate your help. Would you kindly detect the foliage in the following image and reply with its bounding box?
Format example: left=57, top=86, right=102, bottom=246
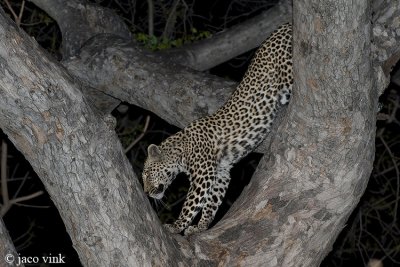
left=134, top=28, right=211, bottom=50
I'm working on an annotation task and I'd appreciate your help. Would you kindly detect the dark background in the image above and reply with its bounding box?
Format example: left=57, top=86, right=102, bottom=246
left=0, top=0, right=399, bottom=266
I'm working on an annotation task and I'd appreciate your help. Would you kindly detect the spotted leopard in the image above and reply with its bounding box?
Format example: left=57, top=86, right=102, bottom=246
left=142, top=23, right=293, bottom=235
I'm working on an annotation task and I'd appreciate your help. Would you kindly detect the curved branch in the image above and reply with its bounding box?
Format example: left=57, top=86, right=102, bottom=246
left=163, top=0, right=293, bottom=71
left=63, top=35, right=237, bottom=128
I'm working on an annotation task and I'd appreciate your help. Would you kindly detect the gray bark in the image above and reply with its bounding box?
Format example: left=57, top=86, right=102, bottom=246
left=0, top=11, right=189, bottom=266
left=372, top=0, right=400, bottom=69
left=63, top=36, right=237, bottom=128
left=0, top=0, right=398, bottom=266
left=0, top=219, right=21, bottom=267
left=372, top=0, right=400, bottom=87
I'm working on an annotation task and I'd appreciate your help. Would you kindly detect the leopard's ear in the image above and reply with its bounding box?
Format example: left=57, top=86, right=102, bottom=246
left=147, top=144, right=163, bottom=162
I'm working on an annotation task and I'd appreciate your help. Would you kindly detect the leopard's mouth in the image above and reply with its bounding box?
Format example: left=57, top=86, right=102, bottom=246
left=150, top=193, right=164, bottom=200
left=149, top=184, right=165, bottom=199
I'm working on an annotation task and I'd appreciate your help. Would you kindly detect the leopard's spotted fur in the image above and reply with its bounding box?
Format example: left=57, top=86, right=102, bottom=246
left=142, top=23, right=293, bottom=235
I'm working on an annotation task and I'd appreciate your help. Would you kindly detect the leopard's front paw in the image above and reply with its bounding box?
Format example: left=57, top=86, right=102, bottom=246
left=183, top=225, right=206, bottom=236
left=164, top=223, right=183, bottom=234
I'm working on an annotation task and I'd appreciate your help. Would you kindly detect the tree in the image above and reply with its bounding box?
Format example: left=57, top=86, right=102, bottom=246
left=0, top=0, right=399, bottom=266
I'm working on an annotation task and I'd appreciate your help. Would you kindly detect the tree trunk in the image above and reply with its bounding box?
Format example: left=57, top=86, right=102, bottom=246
left=0, top=11, right=187, bottom=266
left=0, top=0, right=398, bottom=266
left=187, top=1, right=377, bottom=265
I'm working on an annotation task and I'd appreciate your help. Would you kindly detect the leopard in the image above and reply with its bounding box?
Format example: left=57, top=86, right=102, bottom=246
left=141, top=23, right=293, bottom=235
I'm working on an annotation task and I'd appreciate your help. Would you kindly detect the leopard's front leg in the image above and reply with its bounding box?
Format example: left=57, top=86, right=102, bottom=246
left=164, top=176, right=210, bottom=234
left=184, top=170, right=230, bottom=235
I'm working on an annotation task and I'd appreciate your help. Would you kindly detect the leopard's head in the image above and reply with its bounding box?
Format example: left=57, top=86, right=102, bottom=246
left=142, top=144, right=180, bottom=199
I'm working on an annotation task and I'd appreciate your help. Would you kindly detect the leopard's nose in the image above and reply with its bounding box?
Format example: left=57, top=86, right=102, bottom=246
left=155, top=184, right=164, bottom=194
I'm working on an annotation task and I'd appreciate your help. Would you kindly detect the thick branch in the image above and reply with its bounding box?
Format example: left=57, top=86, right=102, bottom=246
left=63, top=36, right=237, bottom=128
left=0, top=10, right=190, bottom=266
left=31, top=0, right=291, bottom=71
left=163, top=0, right=292, bottom=71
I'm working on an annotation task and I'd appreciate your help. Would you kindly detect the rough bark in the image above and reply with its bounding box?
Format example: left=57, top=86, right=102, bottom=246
left=27, top=0, right=132, bottom=114
left=189, top=0, right=376, bottom=266
left=63, top=36, right=237, bottom=128
left=0, top=219, right=20, bottom=267
left=372, top=0, right=400, bottom=70
left=0, top=11, right=190, bottom=266
left=371, top=0, right=400, bottom=87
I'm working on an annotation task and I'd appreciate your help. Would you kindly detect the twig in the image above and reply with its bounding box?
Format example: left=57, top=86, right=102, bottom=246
left=1, top=140, right=9, bottom=215
left=14, top=221, right=35, bottom=251
left=13, top=221, right=35, bottom=244
left=4, top=0, right=25, bottom=27
left=124, top=115, right=151, bottom=153
left=14, top=203, right=50, bottom=208
left=13, top=171, right=30, bottom=199
left=357, top=211, right=367, bottom=266
left=363, top=228, right=400, bottom=264
left=3, top=0, right=19, bottom=24
left=17, top=0, right=26, bottom=27
left=378, top=133, right=400, bottom=227
left=0, top=139, right=46, bottom=217
left=162, top=0, right=180, bottom=40
left=146, top=0, right=154, bottom=36
left=10, top=191, right=44, bottom=204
